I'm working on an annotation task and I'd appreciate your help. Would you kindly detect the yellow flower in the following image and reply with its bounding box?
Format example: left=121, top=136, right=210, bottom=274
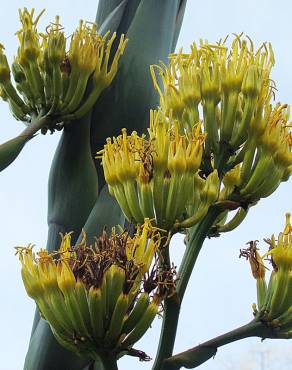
left=148, top=110, right=170, bottom=172
left=265, top=213, right=292, bottom=270
left=223, top=164, right=241, bottom=188
left=176, top=50, right=201, bottom=109
left=16, top=8, right=44, bottom=65
left=16, top=245, right=43, bottom=299
left=151, top=62, right=185, bottom=120
left=168, top=123, right=187, bottom=174
left=92, top=32, right=128, bottom=89
left=185, top=123, right=205, bottom=172
left=260, top=104, right=292, bottom=166
left=68, top=20, right=100, bottom=74
left=46, top=16, right=66, bottom=66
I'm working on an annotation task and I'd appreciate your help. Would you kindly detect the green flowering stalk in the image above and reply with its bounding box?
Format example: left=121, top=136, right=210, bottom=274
left=21, top=2, right=187, bottom=370
left=0, top=8, right=127, bottom=171
left=17, top=221, right=175, bottom=368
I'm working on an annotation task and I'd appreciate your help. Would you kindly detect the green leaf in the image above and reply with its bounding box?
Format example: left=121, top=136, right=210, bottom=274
left=24, top=319, right=90, bottom=370
left=47, top=111, right=98, bottom=249
left=97, top=0, right=127, bottom=36
left=77, top=184, right=124, bottom=244
left=113, top=0, right=142, bottom=35
left=96, top=0, right=126, bottom=27
left=90, top=0, right=184, bottom=157
left=0, top=135, right=28, bottom=172
left=172, top=0, right=188, bottom=50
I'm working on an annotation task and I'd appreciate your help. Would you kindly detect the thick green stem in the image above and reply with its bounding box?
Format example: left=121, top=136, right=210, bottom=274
left=0, top=115, right=52, bottom=172
left=20, top=115, right=51, bottom=139
left=152, top=206, right=221, bottom=370
left=177, top=206, right=222, bottom=299
left=152, top=294, right=181, bottom=370
left=97, top=353, right=118, bottom=370
left=161, top=320, right=265, bottom=370
left=214, top=144, right=232, bottom=178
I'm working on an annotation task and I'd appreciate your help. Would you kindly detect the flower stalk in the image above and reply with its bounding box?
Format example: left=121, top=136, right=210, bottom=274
left=152, top=206, right=222, bottom=370
left=161, top=320, right=268, bottom=370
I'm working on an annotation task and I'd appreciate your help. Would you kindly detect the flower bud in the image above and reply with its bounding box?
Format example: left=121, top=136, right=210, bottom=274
left=265, top=213, right=292, bottom=271
left=22, top=29, right=40, bottom=61
left=148, top=110, right=170, bottom=172
left=0, top=45, right=11, bottom=83
left=242, top=65, right=261, bottom=99
left=201, top=59, right=220, bottom=103
left=223, top=164, right=241, bottom=188
left=48, top=31, right=66, bottom=65
left=168, top=135, right=187, bottom=174
left=11, top=61, right=26, bottom=83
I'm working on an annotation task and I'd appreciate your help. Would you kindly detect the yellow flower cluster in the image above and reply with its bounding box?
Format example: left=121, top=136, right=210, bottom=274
left=16, top=221, right=173, bottom=359
left=151, top=35, right=291, bottom=207
left=151, top=35, right=274, bottom=148
left=98, top=111, right=219, bottom=230
left=0, top=8, right=127, bottom=130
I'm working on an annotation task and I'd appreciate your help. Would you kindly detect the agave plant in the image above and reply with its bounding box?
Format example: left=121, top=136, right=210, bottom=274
left=1, top=1, right=291, bottom=370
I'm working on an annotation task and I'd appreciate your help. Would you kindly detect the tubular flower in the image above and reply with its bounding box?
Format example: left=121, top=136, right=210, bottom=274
left=16, top=221, right=174, bottom=360
left=98, top=110, right=218, bottom=230
left=0, top=8, right=127, bottom=132
left=241, top=214, right=292, bottom=338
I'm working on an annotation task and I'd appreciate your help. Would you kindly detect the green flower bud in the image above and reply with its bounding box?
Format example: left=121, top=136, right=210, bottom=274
left=11, top=61, right=26, bottom=83
left=0, top=45, right=11, bottom=83
left=242, top=65, right=261, bottom=99
left=47, top=17, right=66, bottom=65
left=22, top=29, right=40, bottom=61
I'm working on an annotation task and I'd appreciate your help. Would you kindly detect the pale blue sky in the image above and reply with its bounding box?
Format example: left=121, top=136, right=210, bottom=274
left=0, top=1, right=291, bottom=369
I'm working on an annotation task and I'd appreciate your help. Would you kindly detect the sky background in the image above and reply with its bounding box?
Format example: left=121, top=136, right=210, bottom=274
left=0, top=1, right=291, bottom=369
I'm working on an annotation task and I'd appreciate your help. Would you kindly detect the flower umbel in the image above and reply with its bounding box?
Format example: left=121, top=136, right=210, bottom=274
left=0, top=8, right=127, bottom=133
left=98, top=110, right=219, bottom=230
left=16, top=221, right=174, bottom=360
left=150, top=35, right=291, bottom=208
